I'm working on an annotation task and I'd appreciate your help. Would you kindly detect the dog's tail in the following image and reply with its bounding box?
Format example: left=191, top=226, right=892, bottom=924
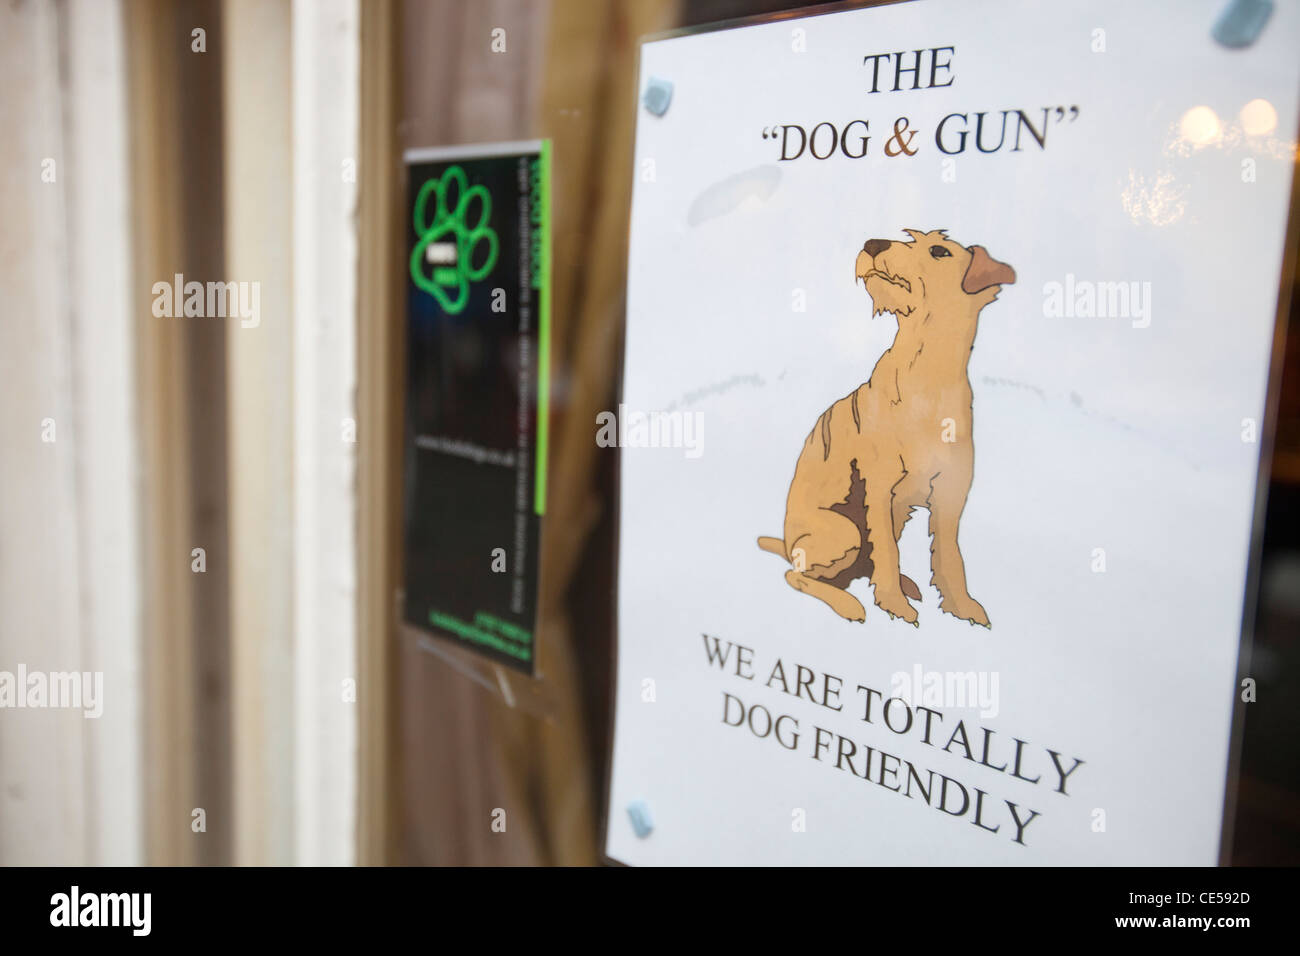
left=757, top=536, right=786, bottom=558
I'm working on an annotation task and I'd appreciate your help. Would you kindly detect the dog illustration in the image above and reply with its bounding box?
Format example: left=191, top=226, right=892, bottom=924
left=757, top=229, right=1015, bottom=626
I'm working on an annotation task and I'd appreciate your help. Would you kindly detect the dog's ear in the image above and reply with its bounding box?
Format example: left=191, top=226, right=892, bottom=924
left=962, top=245, right=1016, bottom=294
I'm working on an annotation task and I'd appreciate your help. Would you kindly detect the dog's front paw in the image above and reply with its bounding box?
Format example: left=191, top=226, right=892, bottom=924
left=874, top=588, right=918, bottom=625
left=940, top=595, right=989, bottom=628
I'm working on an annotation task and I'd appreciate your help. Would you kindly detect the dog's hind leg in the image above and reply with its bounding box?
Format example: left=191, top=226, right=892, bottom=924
left=784, top=508, right=867, bottom=622
left=786, top=570, right=867, bottom=622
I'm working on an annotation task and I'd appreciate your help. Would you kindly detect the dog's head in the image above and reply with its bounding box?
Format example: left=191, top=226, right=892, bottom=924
left=855, top=229, right=1015, bottom=322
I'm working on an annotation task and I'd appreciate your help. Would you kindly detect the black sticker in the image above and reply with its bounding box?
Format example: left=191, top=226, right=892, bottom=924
left=401, top=142, right=551, bottom=674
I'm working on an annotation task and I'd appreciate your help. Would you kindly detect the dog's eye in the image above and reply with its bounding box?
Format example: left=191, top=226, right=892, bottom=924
left=929, top=245, right=952, bottom=259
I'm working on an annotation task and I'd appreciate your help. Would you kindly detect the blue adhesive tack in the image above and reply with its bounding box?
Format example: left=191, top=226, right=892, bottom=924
left=627, top=800, right=654, bottom=838
left=1212, top=0, right=1273, bottom=48
left=643, top=78, right=673, bottom=117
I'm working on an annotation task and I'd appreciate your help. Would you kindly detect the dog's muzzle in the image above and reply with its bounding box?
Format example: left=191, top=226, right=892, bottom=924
left=857, top=238, right=893, bottom=282
left=855, top=249, right=874, bottom=281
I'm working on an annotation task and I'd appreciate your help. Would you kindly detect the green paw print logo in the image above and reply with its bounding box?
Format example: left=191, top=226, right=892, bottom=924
left=410, top=165, right=499, bottom=314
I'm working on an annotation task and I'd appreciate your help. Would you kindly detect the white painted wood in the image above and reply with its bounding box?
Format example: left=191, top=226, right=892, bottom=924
left=223, top=0, right=297, bottom=866
left=1, top=0, right=359, bottom=866
left=0, top=0, right=86, bottom=867
left=0, top=0, right=141, bottom=865
left=64, top=0, right=144, bottom=867
left=291, top=0, right=361, bottom=866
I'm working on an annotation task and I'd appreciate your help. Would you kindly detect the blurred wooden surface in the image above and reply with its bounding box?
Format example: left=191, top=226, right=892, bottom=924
left=357, top=0, right=403, bottom=867
left=127, top=0, right=234, bottom=866
left=128, top=0, right=366, bottom=866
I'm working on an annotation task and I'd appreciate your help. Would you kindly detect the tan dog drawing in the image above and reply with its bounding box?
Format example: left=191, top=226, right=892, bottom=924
left=757, top=229, right=1015, bottom=626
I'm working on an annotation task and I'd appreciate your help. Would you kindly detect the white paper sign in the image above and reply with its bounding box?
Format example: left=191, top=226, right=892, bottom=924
left=606, top=0, right=1300, bottom=865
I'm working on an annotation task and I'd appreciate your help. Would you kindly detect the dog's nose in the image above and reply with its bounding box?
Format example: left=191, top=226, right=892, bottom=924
left=862, top=239, right=892, bottom=259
